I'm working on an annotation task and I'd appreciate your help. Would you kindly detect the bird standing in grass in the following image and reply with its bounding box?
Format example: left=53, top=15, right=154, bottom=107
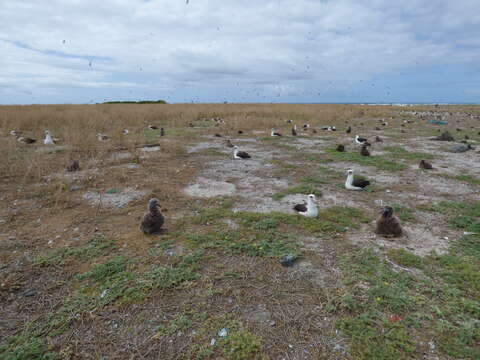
left=44, top=130, right=56, bottom=145
left=292, top=125, right=297, bottom=136
left=293, top=194, right=318, bottom=218
left=336, top=144, right=345, bottom=152
left=233, top=145, right=251, bottom=159
left=346, top=126, right=352, bottom=134
left=375, top=206, right=403, bottom=237
left=140, top=198, right=165, bottom=234
left=345, top=169, right=370, bottom=190
left=160, top=128, right=165, bottom=136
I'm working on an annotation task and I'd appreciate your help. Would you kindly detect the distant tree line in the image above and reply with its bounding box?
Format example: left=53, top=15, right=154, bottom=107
left=102, top=100, right=168, bottom=104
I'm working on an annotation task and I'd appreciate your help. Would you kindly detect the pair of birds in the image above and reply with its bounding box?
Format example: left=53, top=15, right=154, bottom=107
left=11, top=130, right=57, bottom=145
left=292, top=194, right=402, bottom=237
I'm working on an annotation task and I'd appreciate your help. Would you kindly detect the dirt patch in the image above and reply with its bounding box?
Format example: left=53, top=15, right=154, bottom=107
left=347, top=223, right=452, bottom=256
left=82, top=188, right=149, bottom=208
left=183, top=178, right=236, bottom=198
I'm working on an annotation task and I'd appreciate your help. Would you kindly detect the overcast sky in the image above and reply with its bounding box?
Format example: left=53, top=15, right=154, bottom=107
left=1, top=0, right=479, bottom=104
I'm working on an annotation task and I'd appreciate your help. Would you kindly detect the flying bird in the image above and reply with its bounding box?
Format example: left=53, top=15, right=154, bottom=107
left=345, top=169, right=370, bottom=190
left=140, top=198, right=165, bottom=234
left=293, top=194, right=318, bottom=218
left=233, top=145, right=251, bottom=159
left=375, top=206, right=403, bottom=237
left=148, top=125, right=158, bottom=130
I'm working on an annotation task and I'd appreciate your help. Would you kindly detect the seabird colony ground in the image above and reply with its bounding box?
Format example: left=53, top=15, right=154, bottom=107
left=0, top=103, right=479, bottom=359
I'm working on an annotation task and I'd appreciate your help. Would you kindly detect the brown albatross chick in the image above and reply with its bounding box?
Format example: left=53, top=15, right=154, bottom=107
left=419, top=160, right=433, bottom=170
left=67, top=160, right=80, bottom=172
left=140, top=198, right=165, bottom=234
left=360, top=144, right=370, bottom=156
left=375, top=206, right=403, bottom=237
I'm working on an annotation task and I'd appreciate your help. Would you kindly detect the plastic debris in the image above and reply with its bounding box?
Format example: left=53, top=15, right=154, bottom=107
left=428, top=120, right=448, bottom=125
left=280, top=254, right=298, bottom=267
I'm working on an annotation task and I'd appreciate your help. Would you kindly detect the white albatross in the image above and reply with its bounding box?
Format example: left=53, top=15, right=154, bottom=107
left=271, top=128, right=282, bottom=137
left=293, top=194, right=318, bottom=218
left=355, top=135, right=368, bottom=145
left=345, top=169, right=370, bottom=190
left=233, top=145, right=251, bottom=159
left=44, top=130, right=56, bottom=145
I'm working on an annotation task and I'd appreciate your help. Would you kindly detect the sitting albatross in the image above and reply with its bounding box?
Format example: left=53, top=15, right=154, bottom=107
left=355, top=135, right=368, bottom=145
left=233, top=145, right=251, bottom=159
left=271, top=128, right=283, bottom=137
left=375, top=206, right=403, bottom=237
left=97, top=133, right=110, bottom=141
left=140, top=198, right=165, bottom=234
left=345, top=169, right=370, bottom=190
left=16, top=134, right=36, bottom=144
left=293, top=194, right=318, bottom=218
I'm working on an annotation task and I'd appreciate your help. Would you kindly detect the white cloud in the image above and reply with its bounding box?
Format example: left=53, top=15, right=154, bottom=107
left=1, top=0, right=479, bottom=103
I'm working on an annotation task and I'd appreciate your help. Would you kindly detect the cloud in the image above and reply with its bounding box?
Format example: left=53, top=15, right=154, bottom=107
left=0, top=0, right=479, bottom=104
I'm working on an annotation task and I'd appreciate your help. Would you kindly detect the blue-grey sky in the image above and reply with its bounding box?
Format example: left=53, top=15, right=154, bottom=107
left=1, top=0, right=479, bottom=104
